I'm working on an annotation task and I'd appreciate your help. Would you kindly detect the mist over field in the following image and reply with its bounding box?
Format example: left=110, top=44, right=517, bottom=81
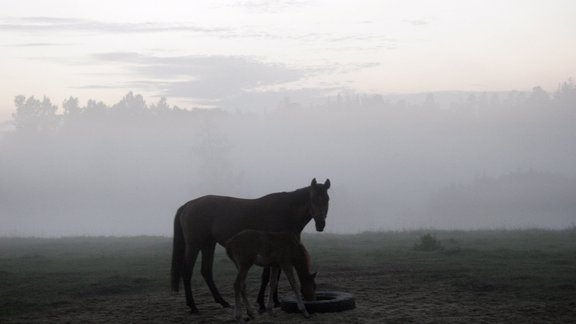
left=1, top=84, right=576, bottom=236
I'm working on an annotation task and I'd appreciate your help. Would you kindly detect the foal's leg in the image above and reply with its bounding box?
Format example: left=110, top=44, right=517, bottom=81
left=233, top=266, right=254, bottom=322
left=257, top=266, right=270, bottom=313
left=282, top=265, right=310, bottom=318
left=201, top=240, right=231, bottom=308
left=258, top=267, right=282, bottom=313
left=272, top=268, right=281, bottom=307
left=240, top=272, right=255, bottom=320
left=267, top=266, right=281, bottom=316
left=183, top=245, right=201, bottom=313
left=233, top=269, right=244, bottom=322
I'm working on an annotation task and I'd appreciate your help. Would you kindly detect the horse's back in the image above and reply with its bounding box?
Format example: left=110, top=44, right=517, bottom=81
left=180, top=195, right=251, bottom=218
left=176, top=192, right=302, bottom=245
left=177, top=195, right=260, bottom=243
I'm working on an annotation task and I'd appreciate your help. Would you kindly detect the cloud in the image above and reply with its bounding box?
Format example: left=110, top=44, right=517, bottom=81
left=72, top=84, right=121, bottom=90
left=0, top=16, right=397, bottom=53
left=406, top=19, right=430, bottom=26
left=326, top=35, right=395, bottom=43
left=91, top=53, right=315, bottom=100
left=2, top=42, right=72, bottom=47
left=84, top=52, right=356, bottom=111
left=231, top=0, right=308, bottom=12
left=0, top=17, right=227, bottom=34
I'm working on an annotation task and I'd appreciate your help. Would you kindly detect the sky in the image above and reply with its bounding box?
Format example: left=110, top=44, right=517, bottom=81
left=1, top=0, right=576, bottom=121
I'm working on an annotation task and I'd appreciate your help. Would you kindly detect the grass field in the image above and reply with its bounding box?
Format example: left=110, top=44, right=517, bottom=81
left=1, top=229, right=576, bottom=323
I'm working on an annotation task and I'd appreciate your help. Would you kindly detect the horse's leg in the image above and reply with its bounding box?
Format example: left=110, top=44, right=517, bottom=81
left=257, top=266, right=270, bottom=313
left=282, top=264, right=310, bottom=319
left=183, top=244, right=201, bottom=314
left=267, top=266, right=281, bottom=316
left=201, top=240, right=231, bottom=308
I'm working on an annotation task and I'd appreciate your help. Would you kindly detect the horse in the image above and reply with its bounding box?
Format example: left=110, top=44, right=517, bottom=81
left=171, top=178, right=330, bottom=313
left=225, top=229, right=317, bottom=321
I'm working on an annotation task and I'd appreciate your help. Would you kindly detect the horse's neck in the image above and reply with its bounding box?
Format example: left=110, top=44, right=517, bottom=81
left=291, top=216, right=310, bottom=233
left=286, top=188, right=311, bottom=231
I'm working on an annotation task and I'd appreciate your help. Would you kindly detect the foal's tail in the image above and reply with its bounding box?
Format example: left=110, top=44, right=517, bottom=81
left=171, top=206, right=185, bottom=292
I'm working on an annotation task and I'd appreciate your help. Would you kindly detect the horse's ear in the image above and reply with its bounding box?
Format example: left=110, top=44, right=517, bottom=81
left=311, top=271, right=318, bottom=279
left=324, top=179, right=331, bottom=189
left=311, top=178, right=318, bottom=187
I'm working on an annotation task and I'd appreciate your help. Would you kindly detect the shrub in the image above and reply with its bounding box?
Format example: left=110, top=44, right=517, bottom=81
left=413, top=233, right=443, bottom=251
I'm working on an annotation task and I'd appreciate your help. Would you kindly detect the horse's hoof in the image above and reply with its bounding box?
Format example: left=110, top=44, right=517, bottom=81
left=188, top=303, right=200, bottom=314
left=258, top=307, right=266, bottom=314
left=221, top=301, right=232, bottom=308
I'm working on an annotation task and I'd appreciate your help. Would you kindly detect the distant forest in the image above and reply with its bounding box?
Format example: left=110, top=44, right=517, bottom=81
left=1, top=80, right=576, bottom=235
left=6, top=81, right=576, bottom=134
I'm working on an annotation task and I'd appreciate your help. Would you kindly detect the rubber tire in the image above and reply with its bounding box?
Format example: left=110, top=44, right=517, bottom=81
left=280, top=290, right=356, bottom=313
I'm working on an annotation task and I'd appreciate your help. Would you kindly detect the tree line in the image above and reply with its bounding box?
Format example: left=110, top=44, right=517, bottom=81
left=1, top=80, right=575, bottom=235
left=7, top=79, right=576, bottom=136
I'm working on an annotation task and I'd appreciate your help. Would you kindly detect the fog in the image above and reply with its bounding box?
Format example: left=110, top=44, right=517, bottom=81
left=1, top=83, right=576, bottom=236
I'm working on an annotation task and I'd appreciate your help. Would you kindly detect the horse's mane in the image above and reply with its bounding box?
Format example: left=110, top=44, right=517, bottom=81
left=260, top=186, right=310, bottom=205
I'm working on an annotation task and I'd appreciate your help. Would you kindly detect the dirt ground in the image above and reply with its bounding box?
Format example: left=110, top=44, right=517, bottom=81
left=5, top=263, right=575, bottom=324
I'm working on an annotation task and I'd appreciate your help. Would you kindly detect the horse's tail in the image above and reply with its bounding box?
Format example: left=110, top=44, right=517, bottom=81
left=171, top=206, right=185, bottom=292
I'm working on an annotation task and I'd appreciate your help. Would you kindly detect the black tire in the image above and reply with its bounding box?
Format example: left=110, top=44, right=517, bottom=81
left=280, top=290, right=356, bottom=313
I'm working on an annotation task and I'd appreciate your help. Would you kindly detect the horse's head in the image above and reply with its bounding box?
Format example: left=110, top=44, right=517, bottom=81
left=309, top=178, right=330, bottom=232
left=301, top=271, right=318, bottom=301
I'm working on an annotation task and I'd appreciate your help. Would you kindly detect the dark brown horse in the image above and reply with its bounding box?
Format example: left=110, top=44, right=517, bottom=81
left=171, top=178, right=330, bottom=313
left=225, top=230, right=317, bottom=321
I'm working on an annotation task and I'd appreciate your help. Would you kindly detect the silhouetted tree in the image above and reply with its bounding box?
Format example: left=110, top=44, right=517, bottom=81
left=62, top=97, right=81, bottom=116
left=12, top=95, right=58, bottom=133
left=424, top=93, right=437, bottom=109
left=111, top=91, right=148, bottom=116
left=528, top=86, right=550, bottom=108
left=554, top=79, right=576, bottom=110
left=84, top=99, right=108, bottom=119
left=150, top=97, right=171, bottom=114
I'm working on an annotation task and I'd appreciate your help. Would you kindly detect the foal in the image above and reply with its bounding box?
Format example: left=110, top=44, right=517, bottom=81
left=225, top=230, right=317, bottom=321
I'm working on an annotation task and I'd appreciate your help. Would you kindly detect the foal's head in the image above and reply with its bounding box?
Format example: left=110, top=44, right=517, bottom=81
left=300, top=271, right=317, bottom=301
left=296, top=243, right=317, bottom=301
left=309, top=178, right=331, bottom=232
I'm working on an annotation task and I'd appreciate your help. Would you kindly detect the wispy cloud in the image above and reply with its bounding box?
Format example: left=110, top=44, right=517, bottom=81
left=0, top=17, right=227, bottom=34
left=231, top=0, right=309, bottom=12
left=82, top=52, right=355, bottom=111
left=405, top=18, right=430, bottom=26
left=2, top=42, right=72, bottom=47
left=72, top=84, right=121, bottom=90
left=326, top=35, right=395, bottom=43
left=0, top=16, right=398, bottom=53
left=91, top=53, right=314, bottom=100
